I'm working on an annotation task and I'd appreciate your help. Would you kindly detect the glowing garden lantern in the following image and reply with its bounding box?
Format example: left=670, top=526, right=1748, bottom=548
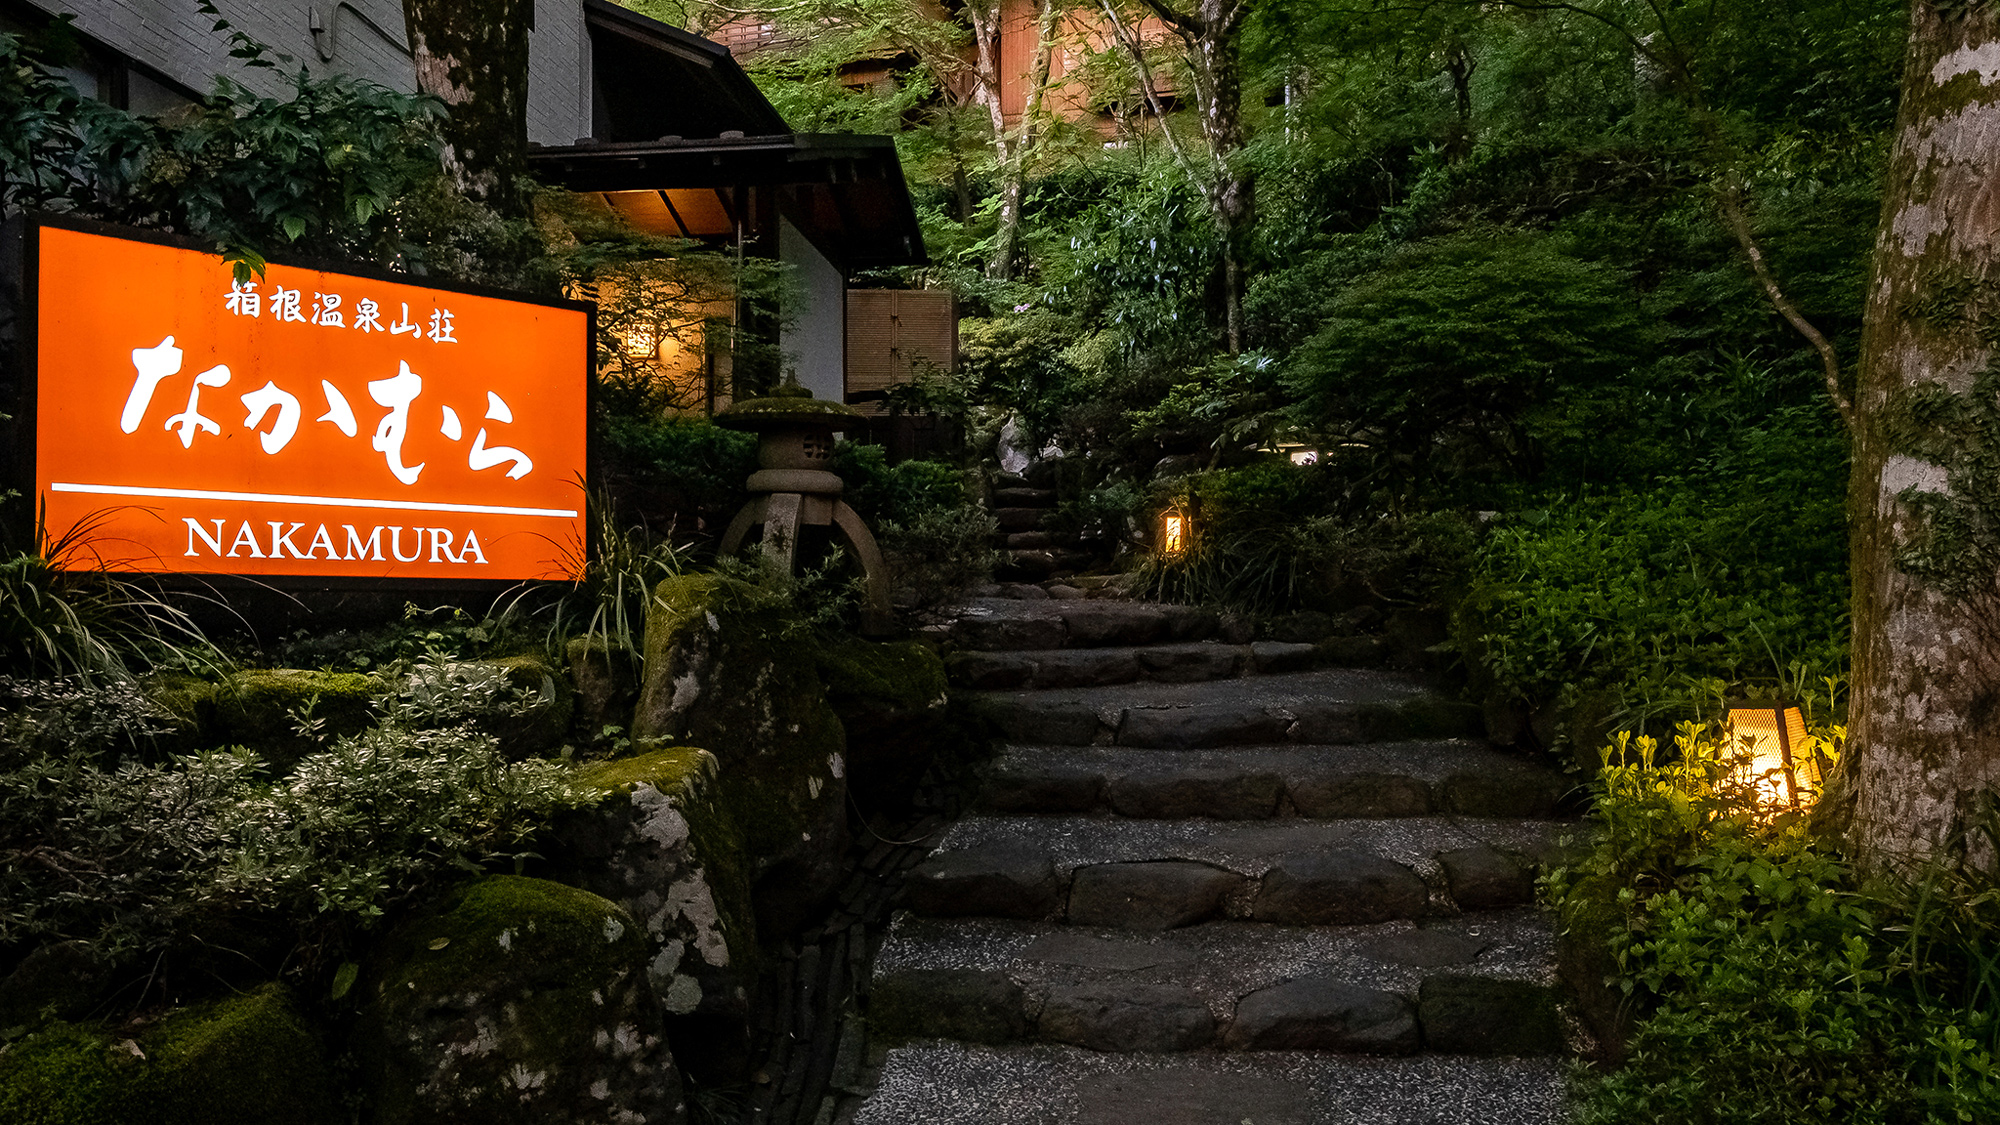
left=1161, top=510, right=1189, bottom=555
left=1725, top=699, right=1814, bottom=807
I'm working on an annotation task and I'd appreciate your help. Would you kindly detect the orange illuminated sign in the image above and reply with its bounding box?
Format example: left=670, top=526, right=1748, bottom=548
left=27, top=220, right=591, bottom=582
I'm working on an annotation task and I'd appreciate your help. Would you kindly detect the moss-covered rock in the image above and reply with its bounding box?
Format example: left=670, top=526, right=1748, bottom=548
left=0, top=941, right=112, bottom=1034
left=212, top=669, right=377, bottom=771
left=143, top=672, right=225, bottom=752
left=0, top=983, right=338, bottom=1125
left=355, top=875, right=683, bottom=1125
left=814, top=636, right=951, bottom=817
left=632, top=574, right=850, bottom=938
left=567, top=635, right=639, bottom=739
left=479, top=653, right=575, bottom=755
left=553, top=745, right=758, bottom=1083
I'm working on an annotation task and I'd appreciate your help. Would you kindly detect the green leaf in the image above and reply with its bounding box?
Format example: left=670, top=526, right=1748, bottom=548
left=329, top=961, right=359, bottom=1001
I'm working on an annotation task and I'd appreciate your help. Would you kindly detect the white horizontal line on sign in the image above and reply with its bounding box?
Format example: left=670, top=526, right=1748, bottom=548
left=50, top=482, right=580, bottom=519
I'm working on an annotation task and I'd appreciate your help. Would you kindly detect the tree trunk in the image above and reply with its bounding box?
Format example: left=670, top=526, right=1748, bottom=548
left=990, top=0, right=1060, bottom=279
left=403, top=0, right=534, bottom=211
left=1827, top=2, right=2000, bottom=871
left=1134, top=0, right=1253, bottom=351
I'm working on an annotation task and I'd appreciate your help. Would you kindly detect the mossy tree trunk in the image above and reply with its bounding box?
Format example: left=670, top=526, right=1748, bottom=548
left=1830, top=2, right=2000, bottom=870
left=403, top=0, right=533, bottom=212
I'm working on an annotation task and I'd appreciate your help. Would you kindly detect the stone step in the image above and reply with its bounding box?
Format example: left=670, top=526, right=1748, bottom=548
left=979, top=743, right=1572, bottom=820
left=965, top=669, right=1481, bottom=748
left=901, top=815, right=1571, bottom=927
left=852, top=1043, right=1568, bottom=1124
left=949, top=641, right=1323, bottom=690
left=868, top=910, right=1564, bottom=1057
left=993, top=487, right=1058, bottom=506
left=948, top=597, right=1228, bottom=651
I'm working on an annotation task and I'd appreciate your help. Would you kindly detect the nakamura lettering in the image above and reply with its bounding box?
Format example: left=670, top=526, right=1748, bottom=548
left=184, top=519, right=488, bottom=564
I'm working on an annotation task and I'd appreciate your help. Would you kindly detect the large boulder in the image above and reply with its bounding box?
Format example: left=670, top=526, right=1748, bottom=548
left=353, top=876, right=684, bottom=1125
left=813, top=635, right=950, bottom=818
left=632, top=574, right=851, bottom=938
left=551, top=745, right=759, bottom=1083
left=0, top=982, right=337, bottom=1125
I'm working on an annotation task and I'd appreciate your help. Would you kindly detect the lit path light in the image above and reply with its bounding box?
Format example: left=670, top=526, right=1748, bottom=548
left=1725, top=699, right=1815, bottom=809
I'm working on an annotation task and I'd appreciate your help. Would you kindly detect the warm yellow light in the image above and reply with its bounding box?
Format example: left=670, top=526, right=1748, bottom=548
left=1162, top=512, right=1186, bottom=555
left=1725, top=701, right=1814, bottom=808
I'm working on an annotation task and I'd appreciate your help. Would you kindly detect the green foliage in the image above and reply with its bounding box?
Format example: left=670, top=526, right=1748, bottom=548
left=0, top=682, right=577, bottom=969
left=1284, top=228, right=1645, bottom=495
left=0, top=514, right=217, bottom=682
left=1456, top=486, right=1847, bottom=726
left=0, top=982, right=338, bottom=1125
left=1136, top=463, right=1476, bottom=613
left=1551, top=726, right=2000, bottom=1124
left=599, top=415, right=758, bottom=522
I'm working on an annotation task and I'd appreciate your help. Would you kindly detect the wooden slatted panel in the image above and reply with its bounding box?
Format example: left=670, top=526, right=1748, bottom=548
left=844, top=289, right=956, bottom=416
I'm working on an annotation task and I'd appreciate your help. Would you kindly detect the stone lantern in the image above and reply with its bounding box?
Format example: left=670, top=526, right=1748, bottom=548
left=716, top=382, right=892, bottom=634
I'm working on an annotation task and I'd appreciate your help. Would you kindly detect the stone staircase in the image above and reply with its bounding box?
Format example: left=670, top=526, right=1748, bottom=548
left=847, top=597, right=1578, bottom=1124
left=989, top=467, right=1096, bottom=582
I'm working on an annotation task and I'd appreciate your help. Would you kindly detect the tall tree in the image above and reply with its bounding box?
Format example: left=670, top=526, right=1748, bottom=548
left=969, top=0, right=1064, bottom=279
left=403, top=0, right=534, bottom=210
left=1103, top=0, right=1254, bottom=351
left=1828, top=1, right=2000, bottom=871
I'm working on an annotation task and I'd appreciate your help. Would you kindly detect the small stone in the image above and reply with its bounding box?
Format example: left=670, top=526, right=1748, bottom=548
left=1252, top=850, right=1427, bottom=925
left=996, top=507, right=1047, bottom=532
left=1225, top=977, right=1418, bottom=1053
left=1217, top=613, right=1256, bottom=644
left=1440, top=768, right=1566, bottom=817
left=953, top=615, right=1065, bottom=651
left=1117, top=705, right=1288, bottom=749
left=1418, top=976, right=1563, bottom=1055
left=1105, top=766, right=1282, bottom=819
left=904, top=846, right=1061, bottom=919
left=982, top=758, right=1104, bottom=813
left=1250, top=641, right=1319, bottom=674
left=1045, top=584, right=1086, bottom=600
left=1286, top=702, right=1364, bottom=744
left=1067, top=860, right=1244, bottom=930
left=1136, top=645, right=1245, bottom=683
left=1264, top=612, right=1337, bottom=644
left=1363, top=930, right=1489, bottom=968
left=1287, top=772, right=1432, bottom=818
left=870, top=969, right=1027, bottom=1044
left=1004, top=582, right=1051, bottom=600
left=1314, top=635, right=1387, bottom=667
left=1007, top=531, right=1055, bottom=549
left=1038, top=981, right=1215, bottom=1051
left=1063, top=606, right=1172, bottom=646
left=1017, top=933, right=1197, bottom=971
left=971, top=697, right=1101, bottom=745
left=1437, top=846, right=1536, bottom=910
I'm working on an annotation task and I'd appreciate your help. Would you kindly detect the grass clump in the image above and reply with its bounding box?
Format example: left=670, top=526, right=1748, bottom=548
left=1552, top=725, right=2000, bottom=1123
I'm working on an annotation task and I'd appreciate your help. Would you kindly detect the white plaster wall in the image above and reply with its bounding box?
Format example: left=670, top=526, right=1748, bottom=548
left=779, top=215, right=847, bottom=405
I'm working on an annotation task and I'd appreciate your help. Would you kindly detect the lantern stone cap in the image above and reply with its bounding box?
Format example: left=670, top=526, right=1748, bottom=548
left=716, top=384, right=862, bottom=432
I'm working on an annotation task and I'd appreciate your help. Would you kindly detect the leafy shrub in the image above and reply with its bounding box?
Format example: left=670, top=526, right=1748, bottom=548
left=1455, top=485, right=1847, bottom=730
left=1134, top=462, right=1476, bottom=613
left=599, top=415, right=757, bottom=530
left=1550, top=726, right=2000, bottom=1123
left=0, top=676, right=180, bottom=761
left=0, top=687, right=576, bottom=969
left=1282, top=227, right=1645, bottom=498
left=0, top=528, right=215, bottom=681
